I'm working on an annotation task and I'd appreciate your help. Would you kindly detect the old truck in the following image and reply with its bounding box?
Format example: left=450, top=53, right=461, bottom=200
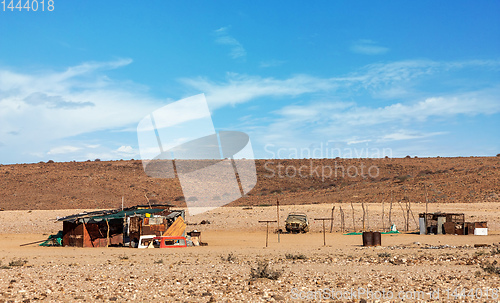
left=137, top=235, right=187, bottom=248
left=285, top=212, right=309, bottom=233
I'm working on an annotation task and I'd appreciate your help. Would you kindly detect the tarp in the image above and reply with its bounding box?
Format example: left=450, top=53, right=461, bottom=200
left=39, top=231, right=63, bottom=246
left=57, top=206, right=174, bottom=223
left=343, top=231, right=400, bottom=235
left=89, top=208, right=165, bottom=221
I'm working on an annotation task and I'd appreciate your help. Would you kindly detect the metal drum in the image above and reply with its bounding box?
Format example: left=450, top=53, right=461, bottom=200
left=362, top=231, right=381, bottom=246
left=372, top=232, right=381, bottom=246
left=362, top=231, right=373, bottom=246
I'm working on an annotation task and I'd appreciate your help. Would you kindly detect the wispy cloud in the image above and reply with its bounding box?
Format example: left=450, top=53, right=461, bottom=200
left=254, top=86, right=499, bottom=154
left=380, top=130, right=447, bottom=142
left=0, top=59, right=160, bottom=163
left=259, top=60, right=285, bottom=68
left=182, top=59, right=500, bottom=109
left=24, top=92, right=94, bottom=109
left=181, top=73, right=337, bottom=108
left=183, top=59, right=498, bottom=157
left=214, top=27, right=246, bottom=59
left=47, top=145, right=82, bottom=155
left=350, top=39, right=389, bottom=55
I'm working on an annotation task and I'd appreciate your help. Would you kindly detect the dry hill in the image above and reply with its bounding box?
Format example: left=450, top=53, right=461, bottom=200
left=0, top=157, right=498, bottom=210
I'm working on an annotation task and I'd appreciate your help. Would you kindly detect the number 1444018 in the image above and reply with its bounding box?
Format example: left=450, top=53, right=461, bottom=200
left=1, top=0, right=54, bottom=11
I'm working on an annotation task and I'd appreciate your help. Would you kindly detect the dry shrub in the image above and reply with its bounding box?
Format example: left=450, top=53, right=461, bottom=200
left=221, top=253, right=237, bottom=262
left=481, top=261, right=500, bottom=276
left=9, top=259, right=27, bottom=267
left=250, top=261, right=282, bottom=280
left=285, top=253, right=307, bottom=260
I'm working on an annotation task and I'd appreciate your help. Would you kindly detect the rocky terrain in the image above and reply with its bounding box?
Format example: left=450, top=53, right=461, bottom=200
left=1, top=207, right=500, bottom=303
left=0, top=156, right=499, bottom=210
left=1, top=203, right=500, bottom=302
left=1, top=242, right=499, bottom=302
left=1, top=157, right=499, bottom=302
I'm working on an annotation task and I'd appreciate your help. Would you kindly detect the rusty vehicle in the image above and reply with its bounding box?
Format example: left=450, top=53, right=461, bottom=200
left=137, top=235, right=187, bottom=248
left=153, top=236, right=187, bottom=248
left=285, top=212, right=309, bottom=233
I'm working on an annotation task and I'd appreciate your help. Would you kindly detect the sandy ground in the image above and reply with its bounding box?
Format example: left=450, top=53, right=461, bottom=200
left=1, top=204, right=500, bottom=302
left=1, top=202, right=498, bottom=234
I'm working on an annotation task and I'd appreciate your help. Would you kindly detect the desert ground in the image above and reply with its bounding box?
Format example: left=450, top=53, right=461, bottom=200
left=0, top=157, right=499, bottom=302
left=1, top=203, right=500, bottom=302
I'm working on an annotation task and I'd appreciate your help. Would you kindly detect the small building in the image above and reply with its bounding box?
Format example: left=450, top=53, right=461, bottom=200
left=58, top=204, right=184, bottom=247
left=419, top=212, right=487, bottom=235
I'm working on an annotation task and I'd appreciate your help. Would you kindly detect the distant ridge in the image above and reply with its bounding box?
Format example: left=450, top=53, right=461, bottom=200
left=0, top=157, right=498, bottom=210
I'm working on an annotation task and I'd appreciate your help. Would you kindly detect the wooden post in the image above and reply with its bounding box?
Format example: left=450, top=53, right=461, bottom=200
left=350, top=202, right=355, bottom=232
left=276, top=198, right=280, bottom=243
left=408, top=199, right=418, bottom=229
left=398, top=200, right=407, bottom=232
left=339, top=206, right=345, bottom=233
left=425, top=184, right=429, bottom=214
left=406, top=201, right=410, bottom=232
left=381, top=199, right=385, bottom=232
left=323, top=220, right=326, bottom=245
left=361, top=202, right=366, bottom=231
left=258, top=220, right=277, bottom=247
left=329, top=205, right=335, bottom=233
left=389, top=193, right=393, bottom=228
left=144, top=193, right=151, bottom=209
left=266, top=222, right=269, bottom=247
left=366, top=203, right=370, bottom=231
left=106, top=219, right=110, bottom=248
left=314, top=218, right=333, bottom=246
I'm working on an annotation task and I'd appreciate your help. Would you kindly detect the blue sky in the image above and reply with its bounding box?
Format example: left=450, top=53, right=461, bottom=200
left=0, top=1, right=499, bottom=164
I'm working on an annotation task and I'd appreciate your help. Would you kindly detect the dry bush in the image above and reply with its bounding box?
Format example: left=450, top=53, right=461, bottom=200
left=285, top=253, right=307, bottom=260
left=9, top=259, right=27, bottom=267
left=221, top=253, right=237, bottom=262
left=250, top=261, right=282, bottom=280
left=481, top=261, right=500, bottom=276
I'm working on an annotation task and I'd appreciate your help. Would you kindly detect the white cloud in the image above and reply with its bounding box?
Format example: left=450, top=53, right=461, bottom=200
left=250, top=86, right=500, bottom=154
left=2, top=58, right=498, bottom=163
left=181, top=73, right=338, bottom=109
left=116, top=145, right=135, bottom=154
left=347, top=139, right=371, bottom=145
left=0, top=59, right=162, bottom=163
left=181, top=59, right=500, bottom=110
left=380, top=130, right=447, bottom=142
left=274, top=88, right=500, bottom=128
left=259, top=60, right=285, bottom=68
left=47, top=145, right=82, bottom=155
left=85, top=144, right=100, bottom=149
left=350, top=39, right=389, bottom=55
left=24, top=92, right=94, bottom=109
left=214, top=27, right=246, bottom=59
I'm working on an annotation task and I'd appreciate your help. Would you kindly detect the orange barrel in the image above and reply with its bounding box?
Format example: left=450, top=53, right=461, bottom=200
left=362, top=231, right=373, bottom=246
left=373, top=232, right=381, bottom=246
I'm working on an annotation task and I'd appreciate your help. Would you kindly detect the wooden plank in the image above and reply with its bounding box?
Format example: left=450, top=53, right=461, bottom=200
left=162, top=217, right=186, bottom=237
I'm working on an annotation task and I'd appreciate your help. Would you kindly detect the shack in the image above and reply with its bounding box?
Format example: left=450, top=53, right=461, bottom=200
left=419, top=212, right=487, bottom=235
left=58, top=204, right=185, bottom=247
